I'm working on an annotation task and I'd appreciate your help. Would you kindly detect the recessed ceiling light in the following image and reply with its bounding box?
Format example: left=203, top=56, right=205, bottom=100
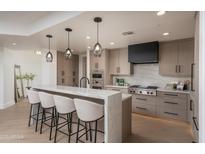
left=163, top=32, right=169, bottom=36
left=35, top=50, right=42, bottom=55
left=86, top=36, right=91, bottom=40
left=110, top=42, right=115, bottom=45
left=12, top=42, right=16, bottom=46
left=157, top=11, right=166, bottom=16
left=87, top=46, right=91, bottom=49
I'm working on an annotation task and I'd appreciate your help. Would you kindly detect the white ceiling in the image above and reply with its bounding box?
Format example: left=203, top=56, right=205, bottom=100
left=0, top=11, right=82, bottom=36
left=0, top=11, right=195, bottom=53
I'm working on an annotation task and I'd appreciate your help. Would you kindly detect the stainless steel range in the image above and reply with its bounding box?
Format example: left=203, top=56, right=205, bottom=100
left=128, top=85, right=158, bottom=96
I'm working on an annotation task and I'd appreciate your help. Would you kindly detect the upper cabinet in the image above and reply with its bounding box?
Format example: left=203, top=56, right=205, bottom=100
left=108, top=48, right=133, bottom=75
left=159, top=38, right=194, bottom=77
left=90, top=49, right=107, bottom=71
left=57, top=51, right=79, bottom=86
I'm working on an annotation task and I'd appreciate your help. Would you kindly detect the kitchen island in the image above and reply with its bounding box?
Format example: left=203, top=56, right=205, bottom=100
left=33, top=85, right=131, bottom=143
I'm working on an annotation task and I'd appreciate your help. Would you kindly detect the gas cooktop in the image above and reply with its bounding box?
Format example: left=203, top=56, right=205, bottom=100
left=128, top=85, right=158, bottom=96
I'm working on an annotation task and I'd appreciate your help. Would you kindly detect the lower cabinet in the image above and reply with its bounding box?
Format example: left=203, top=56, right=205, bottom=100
left=132, top=91, right=189, bottom=121
left=132, top=95, right=156, bottom=115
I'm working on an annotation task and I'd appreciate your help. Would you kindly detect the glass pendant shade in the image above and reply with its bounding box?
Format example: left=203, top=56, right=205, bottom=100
left=65, top=48, right=72, bottom=59
left=65, top=28, right=72, bottom=59
left=46, top=51, right=53, bottom=62
left=45, top=34, right=53, bottom=62
left=93, top=42, right=102, bottom=57
left=93, top=17, right=103, bottom=57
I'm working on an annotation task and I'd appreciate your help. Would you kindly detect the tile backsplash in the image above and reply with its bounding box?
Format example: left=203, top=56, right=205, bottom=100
left=113, top=64, right=190, bottom=88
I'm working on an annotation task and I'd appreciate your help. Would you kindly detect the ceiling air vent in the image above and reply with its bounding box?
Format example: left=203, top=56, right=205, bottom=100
left=122, top=31, right=134, bottom=36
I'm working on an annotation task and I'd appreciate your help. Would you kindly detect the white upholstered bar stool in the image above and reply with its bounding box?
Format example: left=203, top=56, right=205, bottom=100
left=53, top=95, right=76, bottom=143
left=38, top=92, right=56, bottom=141
left=74, top=98, right=104, bottom=143
left=27, top=89, right=42, bottom=132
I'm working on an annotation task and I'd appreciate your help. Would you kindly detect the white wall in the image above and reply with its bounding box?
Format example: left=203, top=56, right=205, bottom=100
left=0, top=47, right=4, bottom=106
left=0, top=47, right=57, bottom=109
left=1, top=47, right=43, bottom=108
left=113, top=64, right=190, bottom=88
left=199, top=11, right=205, bottom=143
left=41, top=49, right=57, bottom=85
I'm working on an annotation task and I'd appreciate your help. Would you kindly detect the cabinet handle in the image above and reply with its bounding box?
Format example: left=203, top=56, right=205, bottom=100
left=164, top=101, right=178, bottom=105
left=190, top=100, right=193, bottom=111
left=179, top=65, right=181, bottom=73
left=136, top=107, right=147, bottom=110
left=191, top=63, right=195, bottom=91
left=175, top=65, right=178, bottom=73
left=193, top=117, right=199, bottom=131
left=164, top=93, right=178, bottom=96
left=135, top=98, right=147, bottom=101
left=164, top=112, right=178, bottom=116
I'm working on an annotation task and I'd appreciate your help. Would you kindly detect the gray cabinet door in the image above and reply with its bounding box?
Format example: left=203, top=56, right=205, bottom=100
left=159, top=41, right=178, bottom=76
left=109, top=48, right=132, bottom=75
left=178, top=38, right=194, bottom=77
left=159, top=38, right=194, bottom=77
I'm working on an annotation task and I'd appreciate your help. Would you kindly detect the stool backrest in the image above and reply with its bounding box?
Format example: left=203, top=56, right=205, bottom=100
left=54, top=95, right=75, bottom=114
left=74, top=98, right=104, bottom=122
left=38, top=92, right=55, bottom=108
left=27, top=89, right=40, bottom=104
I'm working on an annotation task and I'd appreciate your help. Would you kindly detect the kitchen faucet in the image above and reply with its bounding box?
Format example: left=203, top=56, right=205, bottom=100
left=80, top=77, right=90, bottom=88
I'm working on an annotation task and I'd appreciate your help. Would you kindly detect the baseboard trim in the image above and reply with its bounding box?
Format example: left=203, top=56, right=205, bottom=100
left=0, top=100, right=15, bottom=109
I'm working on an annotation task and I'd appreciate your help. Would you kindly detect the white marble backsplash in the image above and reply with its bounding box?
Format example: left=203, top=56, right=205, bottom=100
left=113, top=64, right=190, bottom=88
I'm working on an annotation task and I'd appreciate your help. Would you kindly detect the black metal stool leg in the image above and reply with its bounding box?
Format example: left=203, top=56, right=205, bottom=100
left=89, top=122, right=92, bottom=142
left=35, top=103, right=40, bottom=132
left=85, top=122, right=88, bottom=140
left=67, top=113, right=71, bottom=143
left=28, top=104, right=33, bottom=127
left=54, top=113, right=59, bottom=143
left=76, top=119, right=80, bottom=143
left=94, top=120, right=98, bottom=143
left=40, top=108, right=44, bottom=134
left=69, top=112, right=73, bottom=133
left=49, top=107, right=54, bottom=140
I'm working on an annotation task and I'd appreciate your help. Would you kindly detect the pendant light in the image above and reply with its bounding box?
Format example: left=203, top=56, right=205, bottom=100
left=93, top=17, right=103, bottom=57
left=46, top=34, right=53, bottom=62
left=65, top=28, right=73, bottom=59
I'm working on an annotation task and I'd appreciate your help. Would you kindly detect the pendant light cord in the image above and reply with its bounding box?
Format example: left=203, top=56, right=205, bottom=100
left=67, top=31, right=70, bottom=48
left=97, top=22, right=99, bottom=43
left=49, top=37, right=50, bottom=52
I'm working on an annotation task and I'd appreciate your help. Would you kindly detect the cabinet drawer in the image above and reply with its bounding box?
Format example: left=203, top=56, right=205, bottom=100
left=158, top=99, right=187, bottom=110
left=157, top=91, right=188, bottom=99
left=132, top=102, right=155, bottom=115
left=158, top=107, right=187, bottom=121
left=132, top=94, right=156, bottom=106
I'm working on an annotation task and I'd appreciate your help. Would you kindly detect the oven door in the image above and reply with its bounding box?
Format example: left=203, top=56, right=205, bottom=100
left=92, top=73, right=103, bottom=79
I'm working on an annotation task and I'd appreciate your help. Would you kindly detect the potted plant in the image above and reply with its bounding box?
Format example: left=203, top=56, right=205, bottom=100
left=23, top=73, right=35, bottom=89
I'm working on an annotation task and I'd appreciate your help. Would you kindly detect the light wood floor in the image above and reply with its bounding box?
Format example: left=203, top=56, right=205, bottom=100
left=0, top=100, right=193, bottom=143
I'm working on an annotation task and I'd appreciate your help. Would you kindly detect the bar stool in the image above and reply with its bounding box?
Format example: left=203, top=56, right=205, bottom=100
left=53, top=95, right=76, bottom=143
left=27, top=89, right=42, bottom=132
left=74, top=98, right=104, bottom=143
left=38, top=92, right=56, bottom=141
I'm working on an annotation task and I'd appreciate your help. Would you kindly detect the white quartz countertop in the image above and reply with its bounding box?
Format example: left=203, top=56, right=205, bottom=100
left=33, top=85, right=121, bottom=100
left=157, top=88, right=190, bottom=94
left=105, top=85, right=129, bottom=89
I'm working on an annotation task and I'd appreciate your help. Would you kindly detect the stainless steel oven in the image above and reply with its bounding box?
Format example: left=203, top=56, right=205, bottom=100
left=90, top=70, right=104, bottom=89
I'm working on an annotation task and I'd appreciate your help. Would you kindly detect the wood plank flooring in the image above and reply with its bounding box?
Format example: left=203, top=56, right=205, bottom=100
left=0, top=100, right=193, bottom=143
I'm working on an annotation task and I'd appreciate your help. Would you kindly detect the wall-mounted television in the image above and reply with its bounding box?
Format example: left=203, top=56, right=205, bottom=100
left=128, top=41, right=159, bottom=64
